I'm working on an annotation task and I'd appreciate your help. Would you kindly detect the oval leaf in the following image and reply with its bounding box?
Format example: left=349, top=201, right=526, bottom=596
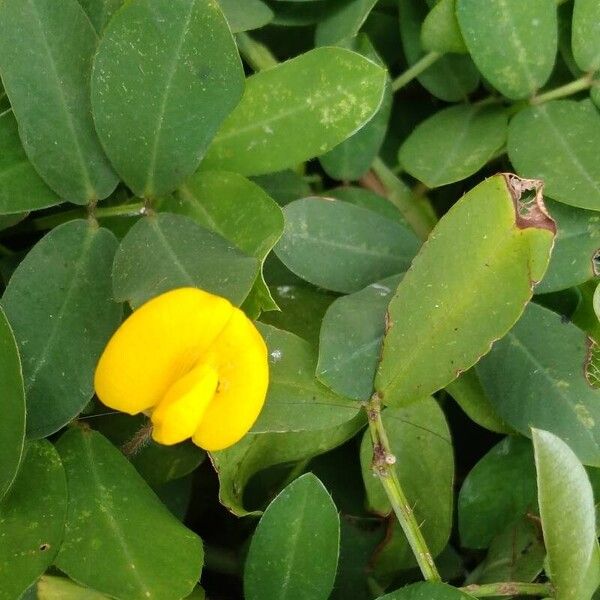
left=0, top=0, right=118, bottom=202
left=572, top=0, right=600, bottom=72
left=0, top=305, right=24, bottom=500
left=314, top=0, right=377, bottom=46
left=202, top=47, right=386, bottom=175
left=421, top=0, right=467, bottom=54
left=399, top=104, right=508, bottom=188
left=0, top=111, right=61, bottom=214
left=317, top=275, right=402, bottom=401
left=2, top=220, right=122, bottom=438
left=508, top=100, right=600, bottom=211
left=456, top=0, right=557, bottom=99
left=376, top=175, right=556, bottom=405
left=55, top=428, right=203, bottom=600
left=533, top=429, right=599, bottom=600
left=112, top=212, right=259, bottom=308
left=92, top=0, right=244, bottom=198
left=77, top=0, right=124, bottom=32
left=0, top=441, right=67, bottom=600
left=217, top=0, right=273, bottom=33
left=244, top=473, right=340, bottom=600
left=478, top=301, right=600, bottom=466
left=275, top=197, right=419, bottom=293
left=377, top=582, right=476, bottom=600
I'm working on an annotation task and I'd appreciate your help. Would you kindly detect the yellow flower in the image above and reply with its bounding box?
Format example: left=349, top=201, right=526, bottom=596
left=94, top=287, right=269, bottom=451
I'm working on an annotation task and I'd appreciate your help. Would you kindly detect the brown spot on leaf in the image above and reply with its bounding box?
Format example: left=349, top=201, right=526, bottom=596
left=502, top=173, right=556, bottom=234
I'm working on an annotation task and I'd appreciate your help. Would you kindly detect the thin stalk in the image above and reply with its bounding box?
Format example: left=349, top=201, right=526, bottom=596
left=461, top=582, right=554, bottom=598
left=369, top=158, right=437, bottom=240
left=236, top=32, right=278, bottom=72
left=203, top=545, right=241, bottom=576
left=365, top=394, right=441, bottom=582
left=530, top=73, right=595, bottom=105
left=392, top=52, right=442, bottom=92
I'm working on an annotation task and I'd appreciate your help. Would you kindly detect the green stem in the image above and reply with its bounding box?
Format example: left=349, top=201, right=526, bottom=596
left=530, top=73, right=595, bottom=105
left=236, top=31, right=279, bottom=72
left=370, top=158, right=437, bottom=240
left=365, top=394, right=441, bottom=582
left=31, top=201, right=146, bottom=231
left=203, top=545, right=240, bottom=576
left=392, top=52, right=442, bottom=92
left=460, top=582, right=554, bottom=598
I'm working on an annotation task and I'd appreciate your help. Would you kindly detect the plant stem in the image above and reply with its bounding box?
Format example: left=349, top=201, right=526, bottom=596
left=369, top=158, right=437, bottom=240
left=365, top=394, right=441, bottom=582
left=31, top=201, right=146, bottom=231
left=204, top=545, right=241, bottom=576
left=236, top=31, right=279, bottom=72
left=461, top=582, right=554, bottom=597
left=530, top=73, right=595, bottom=105
left=392, top=52, right=442, bottom=92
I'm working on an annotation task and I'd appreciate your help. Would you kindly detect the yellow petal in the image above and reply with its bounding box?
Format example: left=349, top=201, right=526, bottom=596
left=94, top=287, right=233, bottom=414
left=151, top=362, right=218, bottom=445
left=193, top=307, right=268, bottom=451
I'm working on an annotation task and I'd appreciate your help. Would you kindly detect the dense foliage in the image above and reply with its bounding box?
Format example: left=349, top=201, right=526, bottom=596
left=0, top=0, right=600, bottom=599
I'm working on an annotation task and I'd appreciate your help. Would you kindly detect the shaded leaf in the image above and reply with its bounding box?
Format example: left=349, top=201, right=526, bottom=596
left=422, top=0, right=467, bottom=54
left=253, top=324, right=360, bottom=432
left=478, top=302, right=600, bottom=466
left=2, top=220, right=122, bottom=438
left=572, top=0, right=600, bottom=72
left=0, top=0, right=118, bottom=202
left=218, top=0, right=273, bottom=32
left=399, top=104, right=508, bottom=188
left=112, top=212, right=259, bottom=308
left=92, top=0, right=244, bottom=197
left=275, top=197, right=419, bottom=293
left=376, top=582, right=476, bottom=600
left=0, top=441, right=67, bottom=600
left=244, top=473, right=339, bottom=600
left=252, top=170, right=311, bottom=206
left=77, top=0, right=123, bottom=32
left=508, top=100, right=600, bottom=211
left=376, top=175, right=555, bottom=405
left=456, top=0, right=557, bottom=99
left=56, top=428, right=203, bottom=600
left=314, top=0, right=377, bottom=46
left=202, top=47, right=386, bottom=175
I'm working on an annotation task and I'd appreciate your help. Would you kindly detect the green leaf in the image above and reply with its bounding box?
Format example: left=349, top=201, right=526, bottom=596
left=275, top=197, right=419, bottom=293
left=210, top=413, right=365, bottom=516
left=478, top=302, right=600, bottom=466
left=533, top=429, right=600, bottom=600
left=317, top=275, right=402, bottom=401
left=458, top=436, right=537, bottom=549
left=314, top=0, right=377, bottom=46
left=360, top=400, right=453, bottom=568
left=218, top=0, right=273, bottom=32
left=0, top=306, right=24, bottom=500
left=376, top=174, right=555, bottom=406
left=445, top=369, right=513, bottom=434
left=376, top=582, right=477, bottom=600
left=572, top=0, right=600, bottom=72
left=260, top=284, right=336, bottom=347
left=327, top=186, right=407, bottom=225
left=468, top=517, right=545, bottom=586
left=244, top=473, right=340, bottom=600
left=77, top=0, right=123, bottom=32
left=508, top=100, right=600, bottom=211
left=162, top=169, right=284, bottom=313
left=37, top=576, right=110, bottom=599
left=95, top=413, right=205, bottom=489
left=253, top=323, right=360, bottom=432
left=0, top=441, right=67, bottom=600
left=112, top=212, right=259, bottom=309
left=399, top=104, right=508, bottom=188
left=421, top=0, right=467, bottom=54
left=536, top=199, right=600, bottom=294
left=202, top=47, right=386, bottom=175
left=55, top=428, right=203, bottom=600
left=319, top=35, right=393, bottom=181
left=0, top=0, right=118, bottom=203
left=92, top=0, right=243, bottom=198
left=0, top=111, right=61, bottom=215
left=2, top=220, right=122, bottom=438
left=399, top=0, right=479, bottom=102
left=456, top=0, right=557, bottom=99
left=252, top=170, right=311, bottom=206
